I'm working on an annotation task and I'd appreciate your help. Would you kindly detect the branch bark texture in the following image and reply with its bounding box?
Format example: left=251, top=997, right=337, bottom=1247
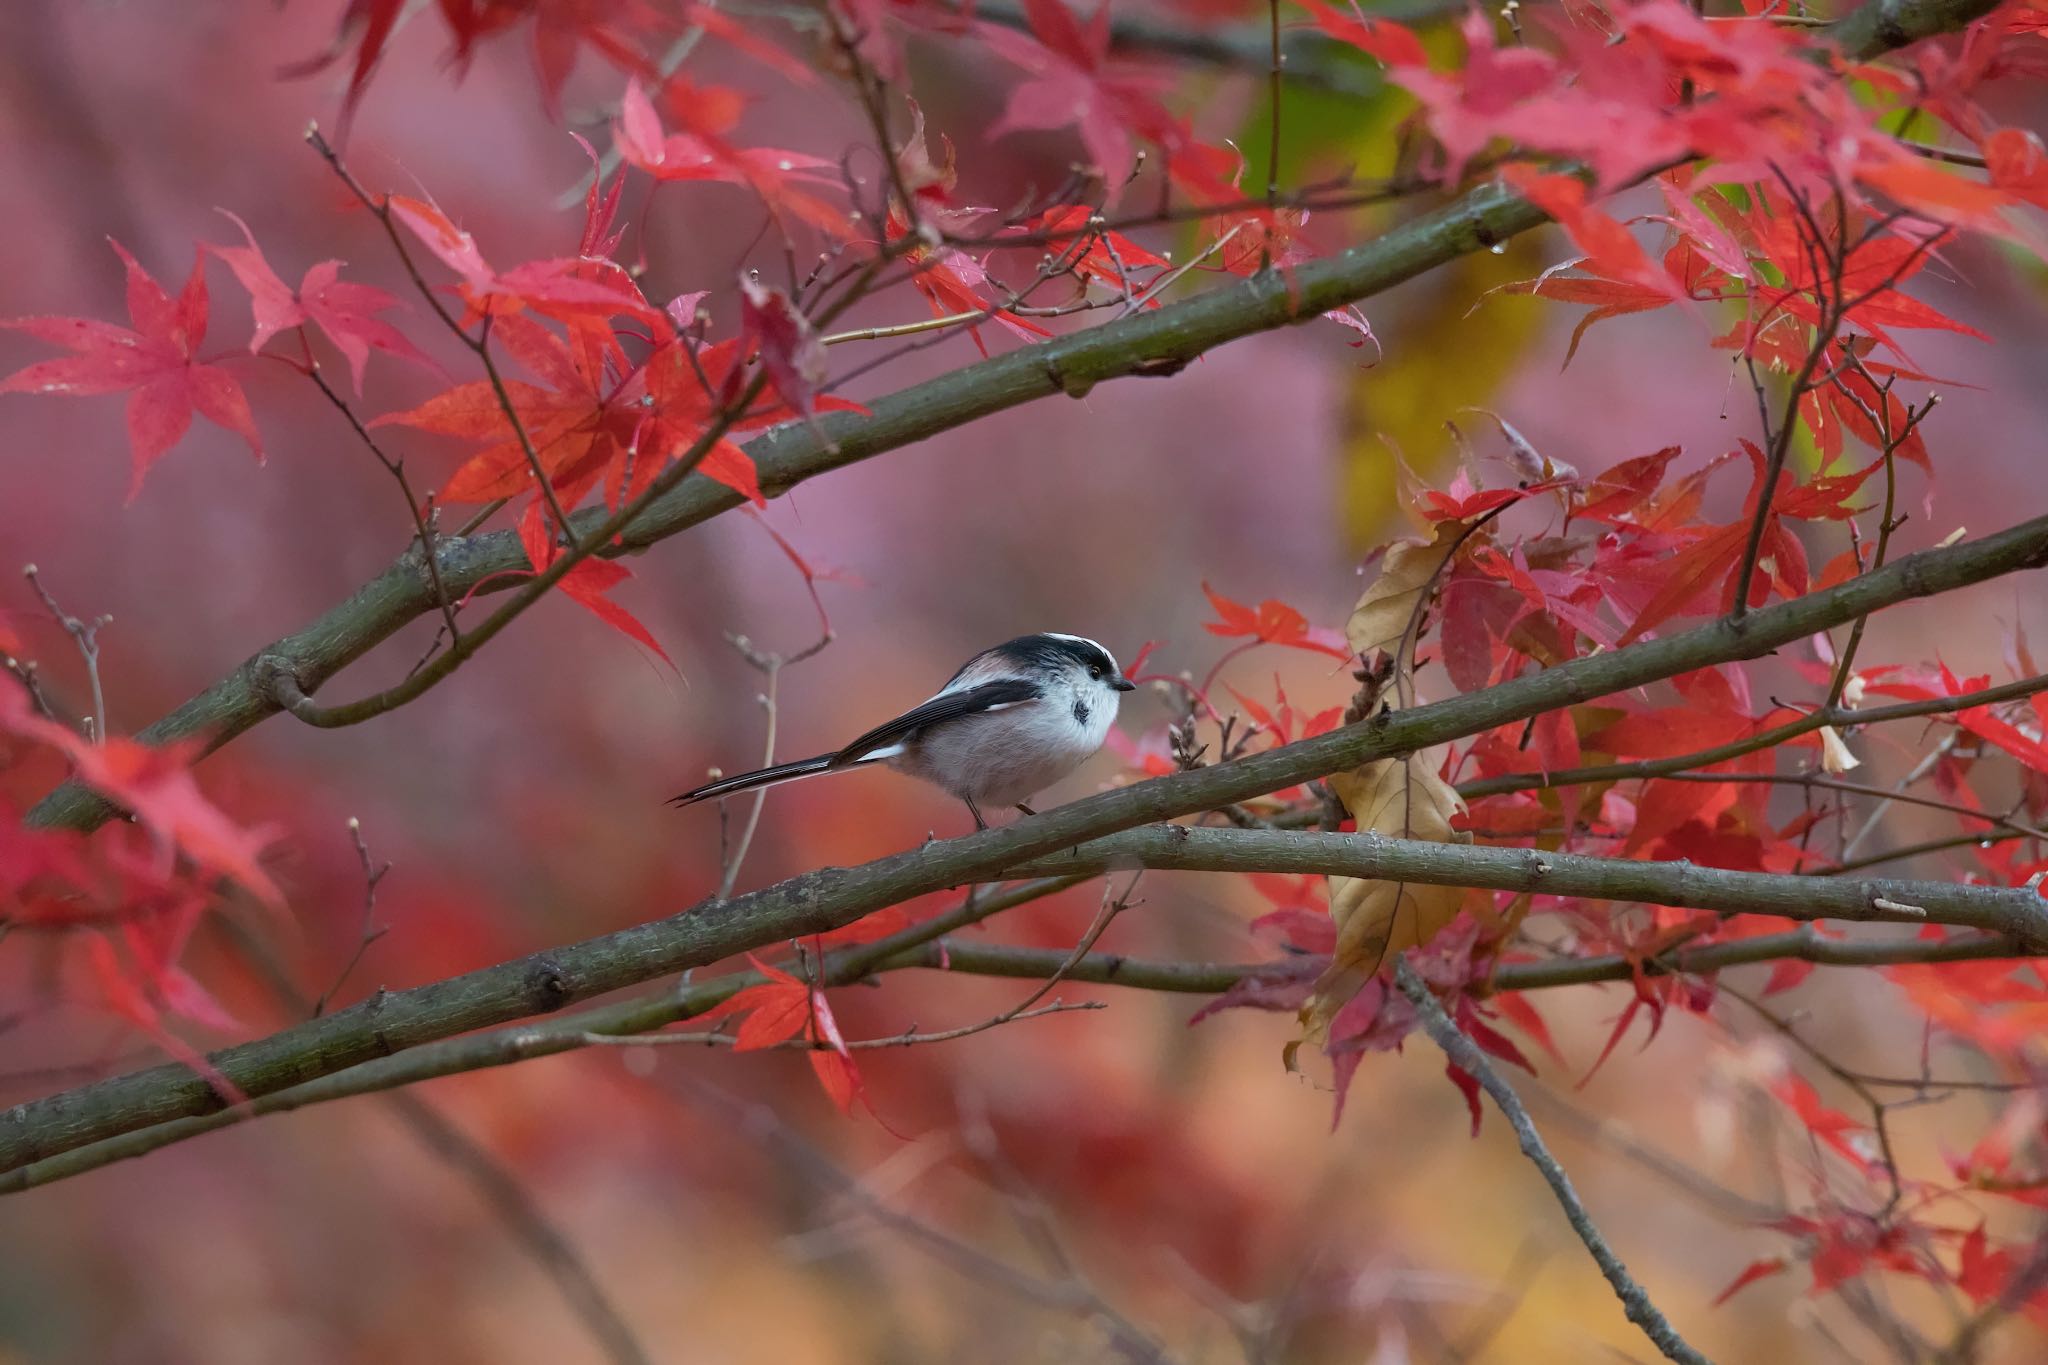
left=1006, top=827, right=2048, bottom=938
left=5, top=509, right=2048, bottom=1176
left=5, top=923, right=2018, bottom=1195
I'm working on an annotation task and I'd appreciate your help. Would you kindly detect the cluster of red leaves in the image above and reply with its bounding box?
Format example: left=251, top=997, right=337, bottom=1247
left=1332, top=0, right=2048, bottom=250
left=1178, top=403, right=2048, bottom=1305
left=1503, top=174, right=1989, bottom=378
left=1, top=678, right=277, bottom=1097
left=1201, top=583, right=1349, bottom=660
left=286, top=0, right=678, bottom=126
left=0, top=126, right=881, bottom=652
left=265, top=0, right=2048, bottom=378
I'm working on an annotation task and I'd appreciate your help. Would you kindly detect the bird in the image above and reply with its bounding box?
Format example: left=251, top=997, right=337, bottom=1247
left=669, top=632, right=1137, bottom=829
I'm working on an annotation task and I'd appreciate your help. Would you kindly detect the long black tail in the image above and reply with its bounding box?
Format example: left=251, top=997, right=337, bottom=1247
left=668, top=752, right=878, bottom=807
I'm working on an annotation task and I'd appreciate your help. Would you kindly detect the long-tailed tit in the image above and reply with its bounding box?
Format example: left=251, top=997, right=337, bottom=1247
left=670, top=633, right=1137, bottom=829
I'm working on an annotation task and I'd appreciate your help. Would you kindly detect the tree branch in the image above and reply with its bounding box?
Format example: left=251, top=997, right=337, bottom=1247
left=4, top=925, right=2025, bottom=1194
left=1393, top=958, right=1712, bottom=1365
left=1001, top=826, right=2048, bottom=940
left=1826, top=0, right=2004, bottom=59
left=5, top=507, right=2048, bottom=1177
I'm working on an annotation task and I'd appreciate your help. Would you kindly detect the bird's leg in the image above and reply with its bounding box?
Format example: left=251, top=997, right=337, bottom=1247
left=964, top=797, right=988, bottom=831
left=1015, top=803, right=1038, bottom=817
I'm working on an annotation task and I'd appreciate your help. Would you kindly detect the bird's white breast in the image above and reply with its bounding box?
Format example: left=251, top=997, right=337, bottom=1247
left=897, top=678, right=1119, bottom=807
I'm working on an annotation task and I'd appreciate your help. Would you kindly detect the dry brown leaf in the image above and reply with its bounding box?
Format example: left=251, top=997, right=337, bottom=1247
left=1346, top=517, right=1469, bottom=666
left=1300, top=742, right=1471, bottom=1042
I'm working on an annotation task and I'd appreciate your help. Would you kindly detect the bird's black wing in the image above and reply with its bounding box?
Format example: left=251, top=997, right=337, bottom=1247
left=832, top=677, right=1043, bottom=765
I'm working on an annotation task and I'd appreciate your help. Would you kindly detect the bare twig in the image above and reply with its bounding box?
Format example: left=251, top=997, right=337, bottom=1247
left=716, top=639, right=785, bottom=900
left=1266, top=0, right=1283, bottom=210
left=575, top=998, right=1100, bottom=1051
left=385, top=1092, right=654, bottom=1365
left=297, top=348, right=462, bottom=646
left=686, top=1080, right=1180, bottom=1362
left=315, top=818, right=392, bottom=1016
left=1393, top=958, right=1713, bottom=1365
left=1716, top=979, right=1906, bottom=1211
left=22, top=564, right=108, bottom=742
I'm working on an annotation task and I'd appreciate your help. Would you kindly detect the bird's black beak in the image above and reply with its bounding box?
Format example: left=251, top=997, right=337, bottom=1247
left=1111, top=676, right=1137, bottom=692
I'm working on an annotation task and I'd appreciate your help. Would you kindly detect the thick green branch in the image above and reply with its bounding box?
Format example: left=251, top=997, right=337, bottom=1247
left=1002, top=827, right=2048, bottom=940
left=1827, top=0, right=2003, bottom=58
left=914, top=928, right=2025, bottom=993
left=5, top=508, right=2048, bottom=1176
left=5, top=926, right=2022, bottom=1196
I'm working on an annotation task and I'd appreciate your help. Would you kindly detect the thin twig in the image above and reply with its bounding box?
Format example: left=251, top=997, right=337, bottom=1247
left=826, top=3, right=921, bottom=240
left=716, top=641, right=784, bottom=900
left=1716, top=979, right=1905, bottom=1212
left=684, top=1080, right=1180, bottom=1363
left=308, top=128, right=573, bottom=544
left=1459, top=671, right=2048, bottom=800
left=300, top=357, right=463, bottom=645
left=1392, top=958, right=1714, bottom=1365
left=22, top=565, right=108, bottom=743
left=575, top=998, right=1100, bottom=1051
left=385, top=1092, right=655, bottom=1365
left=315, top=818, right=392, bottom=1016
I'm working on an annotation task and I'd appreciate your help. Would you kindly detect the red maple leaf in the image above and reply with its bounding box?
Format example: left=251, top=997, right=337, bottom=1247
left=285, top=0, right=664, bottom=126
left=1713, top=1255, right=1789, bottom=1305
left=1868, top=665, right=2048, bottom=775
left=386, top=194, right=661, bottom=327
left=974, top=0, right=1179, bottom=187
left=1297, top=0, right=1427, bottom=67
left=277, top=0, right=405, bottom=129
left=376, top=312, right=639, bottom=506
left=516, top=502, right=673, bottom=666
left=1771, top=1071, right=1881, bottom=1174
left=83, top=932, right=245, bottom=1104
left=1955, top=1224, right=2020, bottom=1305
left=1500, top=266, right=1683, bottom=366
left=207, top=209, right=438, bottom=393
left=1504, top=169, right=1688, bottom=308
left=614, top=78, right=848, bottom=238
left=889, top=213, right=1053, bottom=356
left=377, top=312, right=860, bottom=512
left=1019, top=205, right=1170, bottom=294
left=1988, top=128, right=2048, bottom=211
left=1201, top=583, right=1350, bottom=659
left=696, top=954, right=883, bottom=1118
left=1, top=683, right=281, bottom=905
left=637, top=334, right=866, bottom=504
left=734, top=278, right=827, bottom=420
left=1, top=239, right=262, bottom=498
